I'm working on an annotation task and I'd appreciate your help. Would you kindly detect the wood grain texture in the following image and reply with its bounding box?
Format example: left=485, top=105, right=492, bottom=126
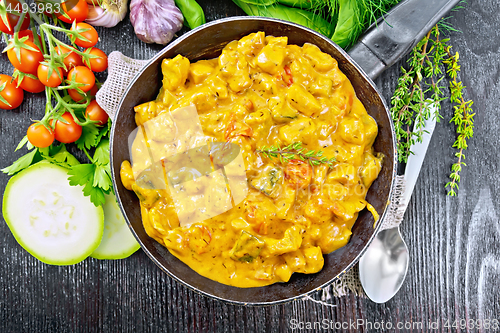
left=1, top=0, right=499, bottom=332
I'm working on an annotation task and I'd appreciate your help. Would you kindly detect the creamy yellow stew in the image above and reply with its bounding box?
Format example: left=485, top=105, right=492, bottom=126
left=120, top=32, right=383, bottom=288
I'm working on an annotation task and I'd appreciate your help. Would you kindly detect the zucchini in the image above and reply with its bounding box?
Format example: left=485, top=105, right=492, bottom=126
left=91, top=193, right=141, bottom=260
left=250, top=164, right=283, bottom=198
left=2, top=162, right=104, bottom=265
left=230, top=230, right=265, bottom=263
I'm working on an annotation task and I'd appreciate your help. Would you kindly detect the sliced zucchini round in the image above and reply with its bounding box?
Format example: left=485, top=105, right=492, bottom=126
left=91, top=193, right=141, bottom=260
left=2, top=162, right=104, bottom=265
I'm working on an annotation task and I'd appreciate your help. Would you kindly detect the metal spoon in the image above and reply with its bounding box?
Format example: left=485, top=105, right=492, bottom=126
left=359, top=114, right=437, bottom=303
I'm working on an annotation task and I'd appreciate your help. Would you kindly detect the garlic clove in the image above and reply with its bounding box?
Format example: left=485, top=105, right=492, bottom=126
left=87, top=4, right=105, bottom=20
left=85, top=0, right=128, bottom=28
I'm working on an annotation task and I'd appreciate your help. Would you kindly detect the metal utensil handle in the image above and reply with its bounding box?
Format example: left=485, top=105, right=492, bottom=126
left=348, top=0, right=461, bottom=79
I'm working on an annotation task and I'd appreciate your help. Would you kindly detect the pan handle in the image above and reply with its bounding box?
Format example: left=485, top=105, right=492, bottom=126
left=348, top=0, right=461, bottom=80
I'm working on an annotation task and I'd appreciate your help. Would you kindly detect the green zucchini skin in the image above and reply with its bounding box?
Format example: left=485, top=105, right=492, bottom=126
left=91, top=193, right=141, bottom=260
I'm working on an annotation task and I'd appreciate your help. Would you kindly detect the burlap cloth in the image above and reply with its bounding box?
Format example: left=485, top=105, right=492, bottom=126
left=97, top=51, right=407, bottom=303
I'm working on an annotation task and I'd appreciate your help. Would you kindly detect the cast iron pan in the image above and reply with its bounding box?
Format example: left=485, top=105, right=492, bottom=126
left=110, top=0, right=459, bottom=305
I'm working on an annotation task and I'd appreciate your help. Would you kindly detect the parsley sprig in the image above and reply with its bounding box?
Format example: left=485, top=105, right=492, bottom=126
left=390, top=24, right=474, bottom=196
left=68, top=138, right=113, bottom=206
left=256, top=142, right=336, bottom=168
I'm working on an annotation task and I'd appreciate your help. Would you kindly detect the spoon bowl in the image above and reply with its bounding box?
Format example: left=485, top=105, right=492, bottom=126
left=358, top=226, right=409, bottom=303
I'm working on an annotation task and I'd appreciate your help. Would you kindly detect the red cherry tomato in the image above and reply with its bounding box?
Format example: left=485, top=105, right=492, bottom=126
left=68, top=83, right=97, bottom=103
left=84, top=47, right=108, bottom=72
left=53, top=112, right=82, bottom=143
left=0, top=0, right=30, bottom=34
left=67, top=66, right=95, bottom=92
left=71, top=22, right=98, bottom=48
left=85, top=100, right=108, bottom=126
left=14, top=72, right=45, bottom=93
left=37, top=64, right=64, bottom=88
left=17, top=30, right=43, bottom=47
left=55, top=45, right=83, bottom=75
left=0, top=74, right=24, bottom=110
left=7, top=40, right=44, bottom=75
left=27, top=123, right=54, bottom=148
left=57, top=0, right=89, bottom=23
left=17, top=30, right=34, bottom=41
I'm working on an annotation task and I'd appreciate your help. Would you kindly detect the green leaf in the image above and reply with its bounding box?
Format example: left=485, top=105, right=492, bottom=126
left=232, top=0, right=333, bottom=39
left=93, top=139, right=110, bottom=166
left=15, top=135, right=29, bottom=151
left=93, top=164, right=112, bottom=191
left=1, top=149, right=40, bottom=175
left=331, top=0, right=359, bottom=48
left=75, top=123, right=99, bottom=150
left=174, top=0, right=206, bottom=29
left=96, top=121, right=110, bottom=143
left=85, top=184, right=106, bottom=207
left=68, top=163, right=108, bottom=206
left=68, top=163, right=96, bottom=186
left=42, top=144, right=81, bottom=169
left=237, top=0, right=276, bottom=5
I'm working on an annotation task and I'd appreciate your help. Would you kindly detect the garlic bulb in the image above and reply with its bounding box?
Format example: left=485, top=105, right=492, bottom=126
left=86, top=0, right=128, bottom=28
left=129, top=0, right=183, bottom=45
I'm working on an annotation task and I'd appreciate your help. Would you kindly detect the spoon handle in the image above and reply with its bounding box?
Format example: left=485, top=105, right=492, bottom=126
left=401, top=108, right=437, bottom=210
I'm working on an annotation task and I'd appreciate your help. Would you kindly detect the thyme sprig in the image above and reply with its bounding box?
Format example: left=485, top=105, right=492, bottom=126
left=391, top=27, right=445, bottom=163
left=391, top=24, right=474, bottom=196
left=444, top=50, right=475, bottom=196
left=256, top=142, right=336, bottom=168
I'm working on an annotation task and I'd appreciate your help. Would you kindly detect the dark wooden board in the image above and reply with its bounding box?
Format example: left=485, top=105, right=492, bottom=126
left=1, top=0, right=499, bottom=332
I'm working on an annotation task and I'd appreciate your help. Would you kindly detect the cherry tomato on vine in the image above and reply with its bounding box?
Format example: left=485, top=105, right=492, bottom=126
left=27, top=123, right=54, bottom=148
left=0, top=74, right=24, bottom=110
left=18, top=30, right=43, bottom=47
left=0, top=0, right=30, bottom=34
left=72, top=22, right=98, bottom=48
left=14, top=73, right=46, bottom=93
left=7, top=40, right=44, bottom=75
left=85, top=100, right=108, bottom=126
left=37, top=64, right=64, bottom=87
left=67, top=66, right=95, bottom=92
left=84, top=47, right=108, bottom=72
left=18, top=30, right=34, bottom=42
left=57, top=0, right=89, bottom=23
left=53, top=112, right=82, bottom=143
left=55, top=45, right=83, bottom=75
left=68, top=83, right=97, bottom=103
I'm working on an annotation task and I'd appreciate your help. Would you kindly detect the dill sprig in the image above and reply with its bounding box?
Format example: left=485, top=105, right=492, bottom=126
left=256, top=142, right=336, bottom=168
left=328, top=0, right=404, bottom=48
left=391, top=24, right=474, bottom=196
